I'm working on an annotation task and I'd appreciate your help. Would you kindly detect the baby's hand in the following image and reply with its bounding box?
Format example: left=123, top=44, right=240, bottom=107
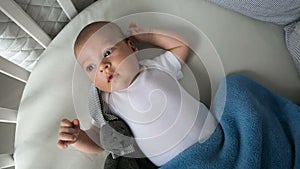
left=57, top=119, right=81, bottom=149
left=127, top=22, right=152, bottom=42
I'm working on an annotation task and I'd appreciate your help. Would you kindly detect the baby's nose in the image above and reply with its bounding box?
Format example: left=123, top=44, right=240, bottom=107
left=99, top=62, right=111, bottom=72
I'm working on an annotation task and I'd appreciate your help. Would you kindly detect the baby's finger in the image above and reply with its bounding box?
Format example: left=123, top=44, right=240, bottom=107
left=58, top=132, right=77, bottom=142
left=128, top=28, right=139, bottom=37
left=59, top=127, right=79, bottom=135
left=60, top=119, right=73, bottom=127
left=57, top=140, right=68, bottom=149
left=72, top=119, right=80, bottom=128
left=126, top=31, right=135, bottom=38
left=129, top=21, right=137, bottom=28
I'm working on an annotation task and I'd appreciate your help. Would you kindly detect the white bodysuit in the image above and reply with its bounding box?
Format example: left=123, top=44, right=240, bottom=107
left=95, top=51, right=214, bottom=166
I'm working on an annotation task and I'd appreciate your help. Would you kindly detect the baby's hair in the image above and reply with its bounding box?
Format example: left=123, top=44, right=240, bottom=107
left=74, top=21, right=125, bottom=58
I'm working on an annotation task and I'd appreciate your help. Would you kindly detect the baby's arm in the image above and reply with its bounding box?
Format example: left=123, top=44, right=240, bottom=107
left=128, top=22, right=189, bottom=63
left=57, top=119, right=104, bottom=154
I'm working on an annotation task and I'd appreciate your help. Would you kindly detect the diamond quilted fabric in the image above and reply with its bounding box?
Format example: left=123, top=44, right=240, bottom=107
left=0, top=0, right=69, bottom=71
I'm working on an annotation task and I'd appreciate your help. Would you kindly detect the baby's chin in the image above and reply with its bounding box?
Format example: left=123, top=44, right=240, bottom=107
left=100, top=83, right=130, bottom=93
left=96, top=74, right=137, bottom=92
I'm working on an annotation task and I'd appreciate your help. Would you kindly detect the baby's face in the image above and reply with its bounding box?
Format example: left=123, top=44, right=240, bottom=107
left=76, top=30, right=139, bottom=92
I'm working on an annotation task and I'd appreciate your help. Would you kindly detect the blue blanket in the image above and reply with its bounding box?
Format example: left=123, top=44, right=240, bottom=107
left=161, top=74, right=300, bottom=169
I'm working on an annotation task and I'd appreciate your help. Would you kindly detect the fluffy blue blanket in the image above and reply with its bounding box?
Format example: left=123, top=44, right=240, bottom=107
left=161, top=74, right=300, bottom=169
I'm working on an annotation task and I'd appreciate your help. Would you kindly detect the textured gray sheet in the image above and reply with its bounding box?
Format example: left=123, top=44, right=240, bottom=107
left=206, top=0, right=300, bottom=25
left=285, top=22, right=300, bottom=76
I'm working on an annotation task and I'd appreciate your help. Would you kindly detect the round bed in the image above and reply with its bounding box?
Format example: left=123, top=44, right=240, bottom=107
left=14, top=0, right=300, bottom=168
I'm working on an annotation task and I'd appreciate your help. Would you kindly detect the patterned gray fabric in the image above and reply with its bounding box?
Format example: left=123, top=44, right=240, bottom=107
left=206, top=0, right=300, bottom=25
left=88, top=84, right=138, bottom=158
left=285, top=21, right=300, bottom=76
left=0, top=0, right=69, bottom=71
left=0, top=11, right=44, bottom=71
left=15, top=0, right=69, bottom=38
left=0, top=0, right=96, bottom=71
left=100, top=121, right=137, bottom=158
left=88, top=84, right=106, bottom=126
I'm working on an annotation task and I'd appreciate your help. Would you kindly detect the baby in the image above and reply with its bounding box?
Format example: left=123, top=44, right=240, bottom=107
left=57, top=21, right=213, bottom=166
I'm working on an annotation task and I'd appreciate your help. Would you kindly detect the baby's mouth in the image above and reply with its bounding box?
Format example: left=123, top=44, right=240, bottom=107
left=107, top=73, right=118, bottom=83
left=108, top=75, right=113, bottom=83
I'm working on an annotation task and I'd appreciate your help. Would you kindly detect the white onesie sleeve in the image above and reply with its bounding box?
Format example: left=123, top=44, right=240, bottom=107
left=140, top=51, right=183, bottom=80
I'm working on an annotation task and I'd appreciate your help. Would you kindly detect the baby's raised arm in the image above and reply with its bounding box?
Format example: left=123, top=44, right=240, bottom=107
left=128, top=22, right=189, bottom=63
left=57, top=118, right=104, bottom=154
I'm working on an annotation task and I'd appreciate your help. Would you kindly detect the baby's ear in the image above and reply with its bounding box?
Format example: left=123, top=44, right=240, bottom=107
left=126, top=39, right=138, bottom=52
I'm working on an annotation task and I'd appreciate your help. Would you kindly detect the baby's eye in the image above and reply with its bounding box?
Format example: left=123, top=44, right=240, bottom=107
left=86, top=64, right=96, bottom=72
left=103, top=48, right=113, bottom=58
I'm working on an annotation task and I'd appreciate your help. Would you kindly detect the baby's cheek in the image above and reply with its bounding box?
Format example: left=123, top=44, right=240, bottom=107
left=94, top=75, right=107, bottom=89
left=94, top=74, right=102, bottom=85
